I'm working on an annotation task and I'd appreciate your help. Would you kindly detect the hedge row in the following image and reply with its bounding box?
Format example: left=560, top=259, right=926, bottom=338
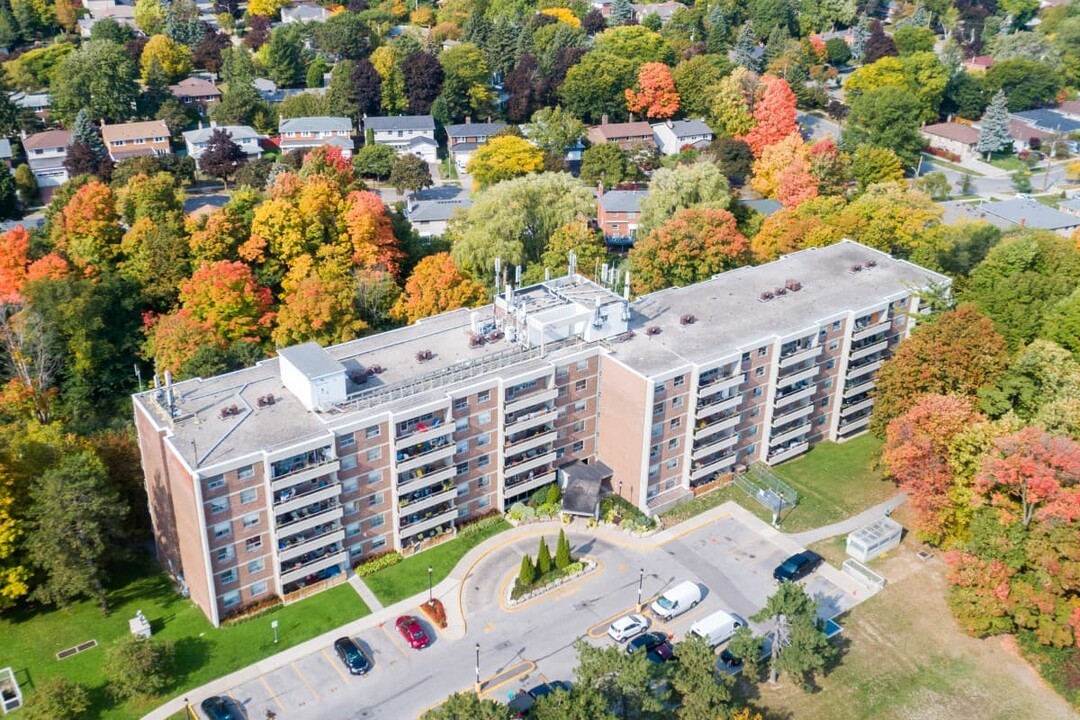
left=354, top=550, right=403, bottom=576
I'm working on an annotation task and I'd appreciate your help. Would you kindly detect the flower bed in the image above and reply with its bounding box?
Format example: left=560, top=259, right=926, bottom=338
left=420, top=598, right=447, bottom=629
left=508, top=560, right=594, bottom=605
left=221, top=595, right=284, bottom=625
left=354, top=550, right=403, bottom=576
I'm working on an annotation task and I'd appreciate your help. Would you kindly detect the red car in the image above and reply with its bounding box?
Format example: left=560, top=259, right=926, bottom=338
left=395, top=615, right=430, bottom=649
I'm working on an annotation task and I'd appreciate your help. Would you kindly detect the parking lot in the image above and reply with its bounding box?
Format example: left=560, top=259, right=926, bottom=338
left=198, top=505, right=875, bottom=719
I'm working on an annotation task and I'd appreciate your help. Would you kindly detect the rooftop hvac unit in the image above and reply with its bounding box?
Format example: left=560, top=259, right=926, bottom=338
left=850, top=264, right=863, bottom=273
left=759, top=291, right=774, bottom=302
left=775, top=287, right=787, bottom=296
left=866, top=259, right=877, bottom=267
left=785, top=279, right=802, bottom=291
left=416, top=349, right=434, bottom=362
left=646, top=325, right=662, bottom=336
left=680, top=314, right=696, bottom=325
left=256, top=394, right=276, bottom=407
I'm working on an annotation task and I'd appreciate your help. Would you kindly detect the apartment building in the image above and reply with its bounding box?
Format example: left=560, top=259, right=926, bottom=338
left=133, top=240, right=947, bottom=625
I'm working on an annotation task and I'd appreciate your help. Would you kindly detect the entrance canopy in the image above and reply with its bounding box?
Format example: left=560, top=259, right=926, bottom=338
left=559, top=460, right=614, bottom=518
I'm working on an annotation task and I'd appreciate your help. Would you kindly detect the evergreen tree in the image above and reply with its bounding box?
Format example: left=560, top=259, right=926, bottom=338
left=555, top=528, right=571, bottom=570
left=610, top=0, right=632, bottom=26
left=977, top=89, right=1011, bottom=160
left=518, top=553, right=536, bottom=586
left=765, top=24, right=790, bottom=65
left=164, top=0, right=202, bottom=46
left=461, top=9, right=490, bottom=47
left=734, top=23, right=761, bottom=72
left=486, top=19, right=520, bottom=77
left=850, top=18, right=869, bottom=63
left=706, top=5, right=729, bottom=54
left=536, top=536, right=552, bottom=575
left=65, top=108, right=114, bottom=180
left=752, top=582, right=834, bottom=687
left=72, top=108, right=108, bottom=160
left=0, top=168, right=18, bottom=219
left=0, top=0, right=20, bottom=49
left=265, top=28, right=304, bottom=88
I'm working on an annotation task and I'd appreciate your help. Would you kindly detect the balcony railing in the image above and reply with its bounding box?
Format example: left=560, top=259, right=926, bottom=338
left=841, top=396, right=874, bottom=417
left=274, top=481, right=340, bottom=515
left=399, top=506, right=457, bottom=539
left=394, top=420, right=452, bottom=451
left=270, top=459, right=340, bottom=493
left=503, top=470, right=557, bottom=496
left=779, top=344, right=821, bottom=369
left=693, top=413, right=740, bottom=440
left=847, top=359, right=883, bottom=380
left=505, top=449, right=556, bottom=477
left=505, top=407, right=558, bottom=431
left=505, top=427, right=557, bottom=455
left=398, top=463, right=456, bottom=492
left=853, top=319, right=891, bottom=342
left=775, top=384, right=816, bottom=409
left=843, top=377, right=876, bottom=399
left=271, top=448, right=332, bottom=482
left=768, top=441, right=809, bottom=464
left=280, top=549, right=347, bottom=586
left=691, top=452, right=737, bottom=481
left=850, top=340, right=888, bottom=362
left=772, top=403, right=814, bottom=428
left=839, top=413, right=872, bottom=434
left=696, top=393, right=741, bottom=419
left=278, top=527, right=345, bottom=563
left=777, top=365, right=818, bottom=390
left=692, top=432, right=739, bottom=460
left=505, top=387, right=558, bottom=415
left=399, top=483, right=456, bottom=513
left=698, top=373, right=744, bottom=398
left=397, top=442, right=456, bottom=473
left=771, top=422, right=811, bottom=447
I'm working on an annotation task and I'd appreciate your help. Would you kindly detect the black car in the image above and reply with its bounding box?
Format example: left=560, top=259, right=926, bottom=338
left=773, top=550, right=824, bottom=582
left=526, top=681, right=572, bottom=699
left=333, top=636, right=372, bottom=675
left=719, top=648, right=744, bottom=668
left=508, top=681, right=573, bottom=717
left=200, top=696, right=245, bottom=720
left=627, top=631, right=675, bottom=663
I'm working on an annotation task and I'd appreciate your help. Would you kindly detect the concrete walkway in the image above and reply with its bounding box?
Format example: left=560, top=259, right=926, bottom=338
left=786, top=492, right=907, bottom=546
left=347, top=574, right=384, bottom=612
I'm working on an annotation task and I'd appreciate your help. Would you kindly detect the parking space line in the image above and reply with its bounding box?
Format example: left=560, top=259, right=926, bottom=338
left=322, top=649, right=351, bottom=682
left=291, top=662, right=321, bottom=701
left=479, top=660, right=536, bottom=698
left=258, top=676, right=287, bottom=715
left=380, top=621, right=411, bottom=659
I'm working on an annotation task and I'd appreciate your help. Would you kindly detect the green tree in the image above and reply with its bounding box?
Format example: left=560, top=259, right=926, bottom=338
left=594, top=25, right=675, bottom=67
left=265, top=26, right=305, bottom=88
left=102, top=636, right=175, bottom=700
left=672, top=54, right=729, bottom=118
left=752, top=582, right=834, bottom=688
left=525, top=106, right=584, bottom=157
left=14, top=163, right=38, bottom=207
left=518, top=553, right=536, bottom=586
left=390, top=153, right=433, bottom=195
left=573, top=639, right=668, bottom=717
left=0, top=169, right=19, bottom=219
left=25, top=449, right=126, bottom=611
left=536, top=536, right=552, bottom=575
left=842, top=86, right=924, bottom=167
left=984, top=59, right=1061, bottom=111
left=353, top=144, right=397, bottom=180
left=134, top=0, right=164, bottom=34
left=20, top=676, right=90, bottom=720
left=851, top=145, right=905, bottom=190
left=637, top=162, right=731, bottom=238
left=558, top=51, right=637, bottom=123
left=893, top=25, right=934, bottom=55
left=423, top=691, right=512, bottom=720
left=726, top=625, right=763, bottom=676
left=51, top=41, right=140, bottom=123
left=555, top=528, right=571, bottom=569
left=523, top=219, right=607, bottom=284
left=580, top=142, right=632, bottom=188
left=671, top=635, right=735, bottom=719
left=976, top=89, right=1011, bottom=159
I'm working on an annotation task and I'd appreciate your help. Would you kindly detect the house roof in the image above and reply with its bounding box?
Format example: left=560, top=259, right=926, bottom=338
left=183, top=125, right=261, bottom=144
left=654, top=119, right=713, bottom=138
left=101, top=120, right=168, bottom=143
left=405, top=136, right=438, bottom=148
left=170, top=76, right=221, bottom=98
left=1058, top=198, right=1080, bottom=214
left=22, top=129, right=71, bottom=150
left=982, top=198, right=1080, bottom=231
left=921, top=122, right=979, bottom=144
left=740, top=198, right=783, bottom=217
left=589, top=121, right=653, bottom=141
left=966, top=54, right=993, bottom=67
left=1056, top=100, right=1080, bottom=118
left=445, top=122, right=506, bottom=138
left=1012, top=109, right=1080, bottom=134
left=364, top=115, right=435, bottom=132
left=600, top=189, right=648, bottom=214
left=279, top=116, right=353, bottom=133
left=0, top=139, right=13, bottom=159
left=631, top=1, right=682, bottom=20
left=1009, top=119, right=1053, bottom=143
left=407, top=198, right=473, bottom=222
left=281, top=3, right=327, bottom=20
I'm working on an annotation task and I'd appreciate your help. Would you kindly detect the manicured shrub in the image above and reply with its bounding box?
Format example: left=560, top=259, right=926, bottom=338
left=536, top=537, right=552, bottom=575
left=555, top=528, right=572, bottom=569
left=354, top=550, right=403, bottom=576
left=518, top=553, right=536, bottom=586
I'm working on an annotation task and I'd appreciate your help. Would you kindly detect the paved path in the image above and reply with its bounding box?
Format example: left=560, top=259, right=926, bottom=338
left=347, top=574, right=384, bottom=612
left=786, top=492, right=907, bottom=546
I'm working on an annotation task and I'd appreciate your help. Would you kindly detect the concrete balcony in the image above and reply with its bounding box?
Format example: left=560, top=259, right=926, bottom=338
left=505, top=429, right=557, bottom=456
left=692, top=432, right=739, bottom=460
left=839, top=414, right=871, bottom=434
left=850, top=339, right=888, bottom=362
left=691, top=453, right=737, bottom=481
left=847, top=359, right=882, bottom=380
left=771, top=422, right=811, bottom=447
left=772, top=403, right=814, bottom=428
left=395, top=423, right=453, bottom=451
left=276, top=506, right=344, bottom=540
left=696, top=393, right=742, bottom=419
left=775, top=384, right=816, bottom=409
left=274, top=482, right=340, bottom=515
left=270, top=460, right=340, bottom=493
left=505, top=387, right=558, bottom=415
left=400, top=485, right=456, bottom=514
left=777, top=365, right=818, bottom=389
left=698, top=373, right=745, bottom=398
left=841, top=397, right=875, bottom=417
left=280, top=550, right=347, bottom=586
left=843, top=377, right=876, bottom=399
left=505, top=450, right=556, bottom=477
left=853, top=320, right=891, bottom=342
left=768, top=441, right=809, bottom=464
left=397, top=443, right=455, bottom=473
left=779, top=344, right=821, bottom=369
left=398, top=463, right=455, bottom=492
left=504, top=470, right=557, bottom=497
left=399, top=506, right=457, bottom=539
left=694, top=413, right=740, bottom=440
left=278, top=528, right=345, bottom=563
left=505, top=407, right=558, bottom=431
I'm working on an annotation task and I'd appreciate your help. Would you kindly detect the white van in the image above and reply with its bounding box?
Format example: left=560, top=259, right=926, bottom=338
left=687, top=609, right=747, bottom=648
left=650, top=580, right=703, bottom=621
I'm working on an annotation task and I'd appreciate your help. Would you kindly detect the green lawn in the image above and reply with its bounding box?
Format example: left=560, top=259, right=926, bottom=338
left=659, top=484, right=770, bottom=527
left=922, top=154, right=984, bottom=176
left=988, top=153, right=1027, bottom=172
left=768, top=434, right=893, bottom=532
left=363, top=520, right=511, bottom=606
left=0, top=563, right=370, bottom=719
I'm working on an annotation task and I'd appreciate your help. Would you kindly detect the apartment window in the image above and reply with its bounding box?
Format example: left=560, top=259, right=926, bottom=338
left=558, top=406, right=568, bottom=419
left=342, top=477, right=358, bottom=493
left=209, top=497, right=229, bottom=515
left=457, top=483, right=469, bottom=497
left=817, top=415, right=828, bottom=425
left=216, top=545, right=234, bottom=562
left=824, top=378, right=833, bottom=389
left=456, top=461, right=469, bottom=476
left=369, top=492, right=384, bottom=507
left=557, top=367, right=569, bottom=379
left=574, top=400, right=586, bottom=413
left=242, top=513, right=259, bottom=529
left=237, top=465, right=254, bottom=480
left=367, top=470, right=382, bottom=485
left=340, top=454, right=358, bottom=471
left=371, top=537, right=387, bottom=551
left=220, top=569, right=237, bottom=585
left=572, top=440, right=584, bottom=452
left=454, top=398, right=468, bottom=411
left=651, top=422, right=663, bottom=438
left=222, top=591, right=240, bottom=608
left=747, top=425, right=757, bottom=436
left=250, top=580, right=268, bottom=598
left=832, top=320, right=842, bottom=330
left=647, top=485, right=659, bottom=500
left=665, top=457, right=678, bottom=470
left=339, top=434, right=356, bottom=448
left=344, top=500, right=359, bottom=515
left=755, top=367, right=765, bottom=378
left=575, top=379, right=588, bottom=392
left=670, top=417, right=681, bottom=430
left=668, top=438, right=679, bottom=450
left=366, top=447, right=381, bottom=462
left=346, top=522, right=361, bottom=537
left=558, top=386, right=568, bottom=398
left=829, top=340, right=839, bottom=350
left=757, top=347, right=768, bottom=357
left=665, top=478, right=677, bottom=491
left=655, top=382, right=666, bottom=394
left=349, top=543, right=364, bottom=557
left=673, top=375, right=685, bottom=387
left=672, top=396, right=683, bottom=409
left=206, top=475, right=226, bottom=491
left=653, top=402, right=664, bottom=417
left=239, top=488, right=257, bottom=505
left=650, top=444, right=661, bottom=458
left=458, top=507, right=469, bottom=518
left=649, top=464, right=660, bottom=479
left=365, top=426, right=380, bottom=439
left=752, top=387, right=763, bottom=398
left=456, top=440, right=469, bottom=454
left=572, top=420, right=585, bottom=433
left=455, top=417, right=469, bottom=432
left=245, top=535, right=262, bottom=552
left=577, top=360, right=589, bottom=371
left=478, top=496, right=491, bottom=509
left=745, top=444, right=756, bottom=456
left=555, top=448, right=565, bottom=459
left=476, top=433, right=490, bottom=447
left=248, top=558, right=265, bottom=574
left=477, top=476, right=490, bottom=488
left=819, top=397, right=829, bottom=407
left=741, top=352, right=751, bottom=362
left=826, top=359, right=835, bottom=369
left=477, top=455, right=490, bottom=468
left=478, top=411, right=491, bottom=426
left=369, top=514, right=385, bottom=529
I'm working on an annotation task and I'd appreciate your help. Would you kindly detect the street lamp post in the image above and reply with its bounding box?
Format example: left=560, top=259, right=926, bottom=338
left=427, top=566, right=433, bottom=603
left=475, top=643, right=481, bottom=693
left=271, top=619, right=279, bottom=644
left=637, top=567, right=644, bottom=611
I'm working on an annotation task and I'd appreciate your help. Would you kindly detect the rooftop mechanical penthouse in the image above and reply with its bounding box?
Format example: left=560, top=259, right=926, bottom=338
left=133, top=240, right=949, bottom=625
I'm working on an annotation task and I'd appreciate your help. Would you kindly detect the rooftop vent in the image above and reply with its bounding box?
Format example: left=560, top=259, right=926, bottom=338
left=616, top=330, right=635, bottom=342
left=350, top=371, right=368, bottom=384
left=850, top=264, right=863, bottom=273
left=469, top=335, right=485, bottom=348
left=775, top=287, right=787, bottom=296
left=219, top=404, right=241, bottom=419
left=759, top=291, right=774, bottom=302
left=485, top=329, right=504, bottom=342
left=369, top=364, right=384, bottom=374
left=646, top=325, right=662, bottom=336
left=785, top=279, right=802, bottom=292
left=416, top=349, right=434, bottom=362
left=680, top=314, right=696, bottom=325
left=256, top=394, right=276, bottom=407
left=866, top=259, right=877, bottom=267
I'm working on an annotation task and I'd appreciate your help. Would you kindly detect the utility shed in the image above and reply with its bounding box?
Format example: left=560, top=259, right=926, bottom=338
left=846, top=516, right=903, bottom=562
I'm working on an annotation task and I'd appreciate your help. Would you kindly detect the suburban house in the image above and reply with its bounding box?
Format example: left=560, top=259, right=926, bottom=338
left=1009, top=118, right=1052, bottom=151
left=0, top=139, right=12, bottom=168
left=101, top=120, right=171, bottom=161
left=281, top=3, right=330, bottom=23
left=590, top=0, right=612, bottom=16
left=10, top=91, right=49, bottom=119
left=963, top=55, right=994, bottom=73
left=652, top=119, right=713, bottom=155
left=1058, top=197, right=1080, bottom=218
left=921, top=122, right=979, bottom=160
left=405, top=187, right=473, bottom=237
left=170, top=77, right=222, bottom=109
left=445, top=119, right=506, bottom=172
left=586, top=117, right=656, bottom=151
left=631, top=1, right=683, bottom=23
left=22, top=129, right=71, bottom=201
left=1056, top=100, right=1080, bottom=120
left=1011, top=108, right=1080, bottom=138
left=363, top=115, right=438, bottom=163
left=78, top=0, right=136, bottom=37
left=279, top=116, right=354, bottom=158
left=597, top=184, right=648, bottom=246
left=254, top=78, right=328, bottom=105
left=980, top=197, right=1080, bottom=236
left=183, top=124, right=265, bottom=161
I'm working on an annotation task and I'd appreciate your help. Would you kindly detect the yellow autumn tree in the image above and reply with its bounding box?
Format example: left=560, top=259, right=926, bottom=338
left=539, top=7, right=580, bottom=26
left=466, top=135, right=545, bottom=189
left=247, top=0, right=285, bottom=16
left=391, top=253, right=487, bottom=324
left=140, top=34, right=193, bottom=83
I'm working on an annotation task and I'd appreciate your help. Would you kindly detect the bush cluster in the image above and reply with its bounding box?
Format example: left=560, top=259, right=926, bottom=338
left=354, top=550, right=403, bottom=576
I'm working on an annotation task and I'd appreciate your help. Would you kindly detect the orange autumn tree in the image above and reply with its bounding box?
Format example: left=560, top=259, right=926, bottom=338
left=737, top=74, right=798, bottom=157
left=272, top=266, right=369, bottom=347
left=629, top=207, right=749, bottom=293
left=750, top=133, right=819, bottom=207
left=391, top=253, right=487, bottom=324
left=625, top=62, right=680, bottom=119
left=749, top=196, right=846, bottom=262
left=342, top=190, right=404, bottom=275
left=52, top=181, right=123, bottom=271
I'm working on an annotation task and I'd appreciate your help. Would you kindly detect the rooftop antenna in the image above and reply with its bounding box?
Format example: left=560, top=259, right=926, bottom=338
left=515, top=265, right=522, bottom=285
left=133, top=363, right=143, bottom=393
left=601, top=263, right=608, bottom=285
left=568, top=249, right=577, bottom=278
left=545, top=267, right=551, bottom=281
left=164, top=370, right=175, bottom=417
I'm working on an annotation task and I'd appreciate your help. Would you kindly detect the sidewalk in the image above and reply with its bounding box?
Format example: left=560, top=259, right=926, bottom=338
left=786, top=492, right=907, bottom=546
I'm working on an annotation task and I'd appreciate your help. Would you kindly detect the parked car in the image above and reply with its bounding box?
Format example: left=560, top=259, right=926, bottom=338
left=608, top=613, right=648, bottom=642
left=507, top=681, right=573, bottom=718
left=650, top=580, right=703, bottom=621
left=627, top=631, right=675, bottom=663
left=687, top=609, right=747, bottom=648
left=333, top=635, right=372, bottom=675
left=200, top=696, right=245, bottom=720
left=719, top=648, right=744, bottom=669
left=772, top=550, right=824, bottom=582
left=396, top=615, right=431, bottom=649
